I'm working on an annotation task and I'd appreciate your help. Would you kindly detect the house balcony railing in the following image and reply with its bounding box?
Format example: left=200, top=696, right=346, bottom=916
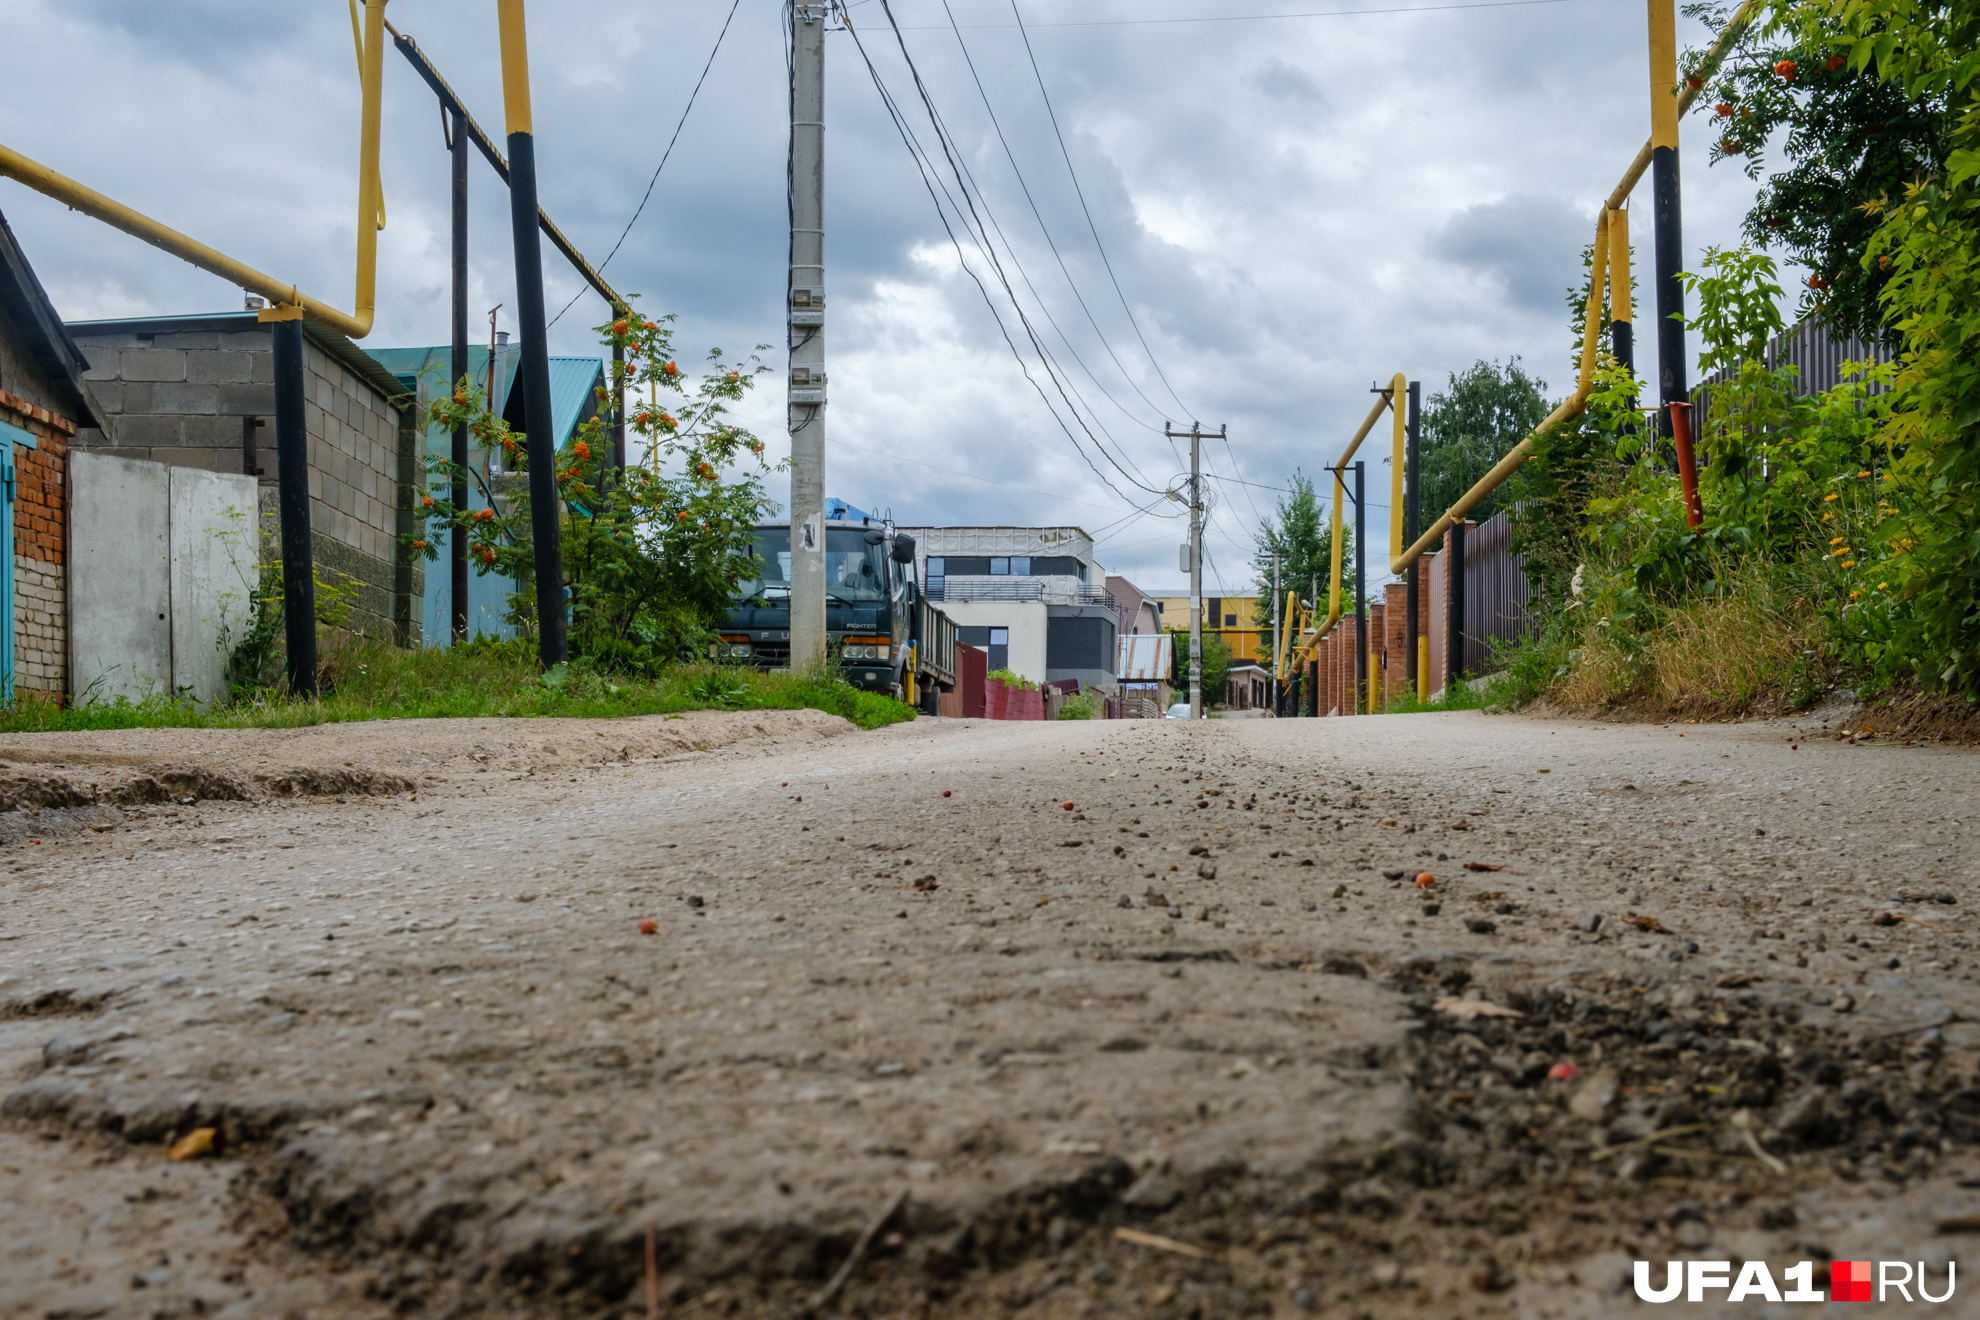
left=929, top=577, right=1116, bottom=609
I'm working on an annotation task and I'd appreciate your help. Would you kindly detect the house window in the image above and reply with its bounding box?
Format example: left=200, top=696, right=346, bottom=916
left=926, top=556, right=945, bottom=600
left=1009, top=556, right=1030, bottom=575
left=1225, top=613, right=1237, bottom=627
left=989, top=557, right=1009, bottom=575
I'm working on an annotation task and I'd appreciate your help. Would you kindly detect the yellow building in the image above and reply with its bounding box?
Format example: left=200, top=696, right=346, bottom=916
left=1146, top=592, right=1269, bottom=663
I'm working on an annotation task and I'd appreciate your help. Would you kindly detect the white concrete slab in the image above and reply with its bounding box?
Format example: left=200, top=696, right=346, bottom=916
left=70, top=452, right=170, bottom=704
left=168, top=467, right=259, bottom=706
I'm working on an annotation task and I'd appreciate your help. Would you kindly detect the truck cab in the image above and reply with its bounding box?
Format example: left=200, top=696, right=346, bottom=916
left=717, top=518, right=918, bottom=694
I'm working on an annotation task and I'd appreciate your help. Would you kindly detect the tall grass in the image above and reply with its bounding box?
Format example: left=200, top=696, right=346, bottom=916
left=0, top=638, right=917, bottom=735
left=1541, top=563, right=1826, bottom=719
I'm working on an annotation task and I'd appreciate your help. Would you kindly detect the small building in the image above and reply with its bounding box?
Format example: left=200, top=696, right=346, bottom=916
left=67, top=307, right=422, bottom=645
left=367, top=339, right=606, bottom=645
left=0, top=211, right=103, bottom=701
left=1115, top=631, right=1172, bottom=717
left=1106, top=573, right=1161, bottom=639
left=1145, top=590, right=1269, bottom=663
left=898, top=524, right=1118, bottom=690
left=1223, top=660, right=1270, bottom=711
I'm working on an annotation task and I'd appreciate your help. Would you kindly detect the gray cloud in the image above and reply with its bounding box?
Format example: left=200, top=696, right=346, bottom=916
left=1427, top=194, right=1592, bottom=315
left=0, top=0, right=1772, bottom=590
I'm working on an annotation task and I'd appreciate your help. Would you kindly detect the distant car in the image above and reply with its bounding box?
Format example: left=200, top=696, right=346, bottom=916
left=1165, top=702, right=1192, bottom=719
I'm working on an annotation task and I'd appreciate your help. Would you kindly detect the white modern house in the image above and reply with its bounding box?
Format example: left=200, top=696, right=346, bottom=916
left=895, top=524, right=1119, bottom=691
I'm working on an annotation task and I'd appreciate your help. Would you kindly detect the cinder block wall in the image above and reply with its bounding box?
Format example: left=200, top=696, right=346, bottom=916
left=70, top=316, right=419, bottom=645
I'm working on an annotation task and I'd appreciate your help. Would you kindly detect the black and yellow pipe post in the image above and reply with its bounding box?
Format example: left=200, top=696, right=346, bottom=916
left=1448, top=517, right=1465, bottom=686
left=1648, top=0, right=1686, bottom=438
left=449, top=107, right=470, bottom=642
left=611, top=340, right=626, bottom=472
left=1353, top=460, right=1367, bottom=716
left=270, top=308, right=316, bottom=697
left=1404, top=379, right=1421, bottom=698
left=1608, top=206, right=1633, bottom=378
left=496, top=0, right=568, bottom=667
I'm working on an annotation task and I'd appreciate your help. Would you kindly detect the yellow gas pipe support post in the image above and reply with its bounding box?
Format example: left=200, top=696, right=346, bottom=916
left=1316, top=390, right=1394, bottom=644
left=1608, top=205, right=1633, bottom=373
left=1384, top=0, right=1761, bottom=583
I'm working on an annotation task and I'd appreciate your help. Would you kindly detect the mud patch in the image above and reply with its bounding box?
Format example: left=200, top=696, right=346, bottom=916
left=0, top=763, right=413, bottom=812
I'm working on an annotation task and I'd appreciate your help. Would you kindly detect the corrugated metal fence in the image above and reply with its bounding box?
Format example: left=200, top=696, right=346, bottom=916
left=1460, top=510, right=1537, bottom=675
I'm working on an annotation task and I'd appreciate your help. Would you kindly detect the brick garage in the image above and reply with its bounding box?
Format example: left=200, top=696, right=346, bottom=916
left=0, top=212, right=100, bottom=701
left=67, top=311, right=422, bottom=645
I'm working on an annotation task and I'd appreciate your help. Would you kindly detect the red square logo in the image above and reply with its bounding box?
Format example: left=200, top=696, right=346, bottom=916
left=1832, top=1260, right=1874, bottom=1302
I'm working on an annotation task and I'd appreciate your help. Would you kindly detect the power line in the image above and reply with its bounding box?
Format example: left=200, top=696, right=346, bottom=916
left=871, top=0, right=1162, bottom=491
left=901, top=0, right=1587, bottom=30
left=831, top=435, right=1153, bottom=513
left=853, top=3, right=1172, bottom=498
left=1009, top=0, right=1194, bottom=420
left=936, top=0, right=1172, bottom=435
left=842, top=13, right=1156, bottom=503
left=547, top=0, right=742, bottom=328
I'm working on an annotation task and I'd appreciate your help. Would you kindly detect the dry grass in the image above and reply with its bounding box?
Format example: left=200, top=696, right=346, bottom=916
left=1553, top=570, right=1825, bottom=721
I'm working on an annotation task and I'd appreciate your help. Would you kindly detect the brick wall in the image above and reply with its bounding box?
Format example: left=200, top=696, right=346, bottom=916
left=14, top=434, right=66, bottom=695
left=1384, top=583, right=1410, bottom=705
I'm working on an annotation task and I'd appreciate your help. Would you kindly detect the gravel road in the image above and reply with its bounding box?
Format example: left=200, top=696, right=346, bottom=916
left=3, top=707, right=1976, bottom=1318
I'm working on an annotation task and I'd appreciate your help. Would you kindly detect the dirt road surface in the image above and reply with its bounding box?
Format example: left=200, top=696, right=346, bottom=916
left=2, top=708, right=1976, bottom=1318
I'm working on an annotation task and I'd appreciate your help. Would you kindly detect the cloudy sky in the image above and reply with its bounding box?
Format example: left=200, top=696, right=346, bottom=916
left=0, top=0, right=1786, bottom=598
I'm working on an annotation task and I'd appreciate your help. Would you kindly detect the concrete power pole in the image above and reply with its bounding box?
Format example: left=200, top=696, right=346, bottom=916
left=787, top=2, right=830, bottom=671
left=1167, top=422, right=1223, bottom=719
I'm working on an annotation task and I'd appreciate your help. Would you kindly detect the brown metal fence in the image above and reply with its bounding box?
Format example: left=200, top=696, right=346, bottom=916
left=1460, top=510, right=1537, bottom=675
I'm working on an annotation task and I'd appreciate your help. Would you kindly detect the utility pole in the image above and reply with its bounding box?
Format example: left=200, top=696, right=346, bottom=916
left=448, top=107, right=469, bottom=643
left=787, top=1, right=830, bottom=672
left=494, top=0, right=567, bottom=667
left=1167, top=422, right=1223, bottom=719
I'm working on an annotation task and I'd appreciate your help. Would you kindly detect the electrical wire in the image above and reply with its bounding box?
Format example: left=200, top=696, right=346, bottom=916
left=547, top=0, right=743, bottom=328
left=938, top=0, right=1173, bottom=435
left=1009, top=0, right=1195, bottom=421
left=842, top=13, right=1151, bottom=504
left=851, top=4, right=1172, bottom=500
left=902, top=0, right=1588, bottom=29
left=870, top=0, right=1162, bottom=491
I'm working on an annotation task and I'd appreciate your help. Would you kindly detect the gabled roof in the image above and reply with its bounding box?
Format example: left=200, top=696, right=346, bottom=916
left=368, top=344, right=603, bottom=448
left=0, top=210, right=101, bottom=429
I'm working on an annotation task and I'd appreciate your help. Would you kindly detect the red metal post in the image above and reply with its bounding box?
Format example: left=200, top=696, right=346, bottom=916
left=1670, top=400, right=1702, bottom=527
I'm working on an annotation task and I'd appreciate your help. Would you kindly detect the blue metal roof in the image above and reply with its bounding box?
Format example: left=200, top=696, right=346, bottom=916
left=365, top=345, right=602, bottom=449
left=545, top=357, right=605, bottom=450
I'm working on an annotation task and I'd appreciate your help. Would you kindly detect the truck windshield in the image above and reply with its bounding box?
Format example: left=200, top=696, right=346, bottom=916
left=737, top=528, right=889, bottom=603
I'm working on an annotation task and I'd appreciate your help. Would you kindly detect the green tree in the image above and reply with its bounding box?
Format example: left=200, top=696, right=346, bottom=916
left=1817, top=0, right=1980, bottom=696
left=1250, top=469, right=1351, bottom=638
left=1418, top=359, right=1552, bottom=528
left=1170, top=628, right=1234, bottom=705
left=407, top=304, right=778, bottom=672
left=1683, top=1, right=1951, bottom=346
